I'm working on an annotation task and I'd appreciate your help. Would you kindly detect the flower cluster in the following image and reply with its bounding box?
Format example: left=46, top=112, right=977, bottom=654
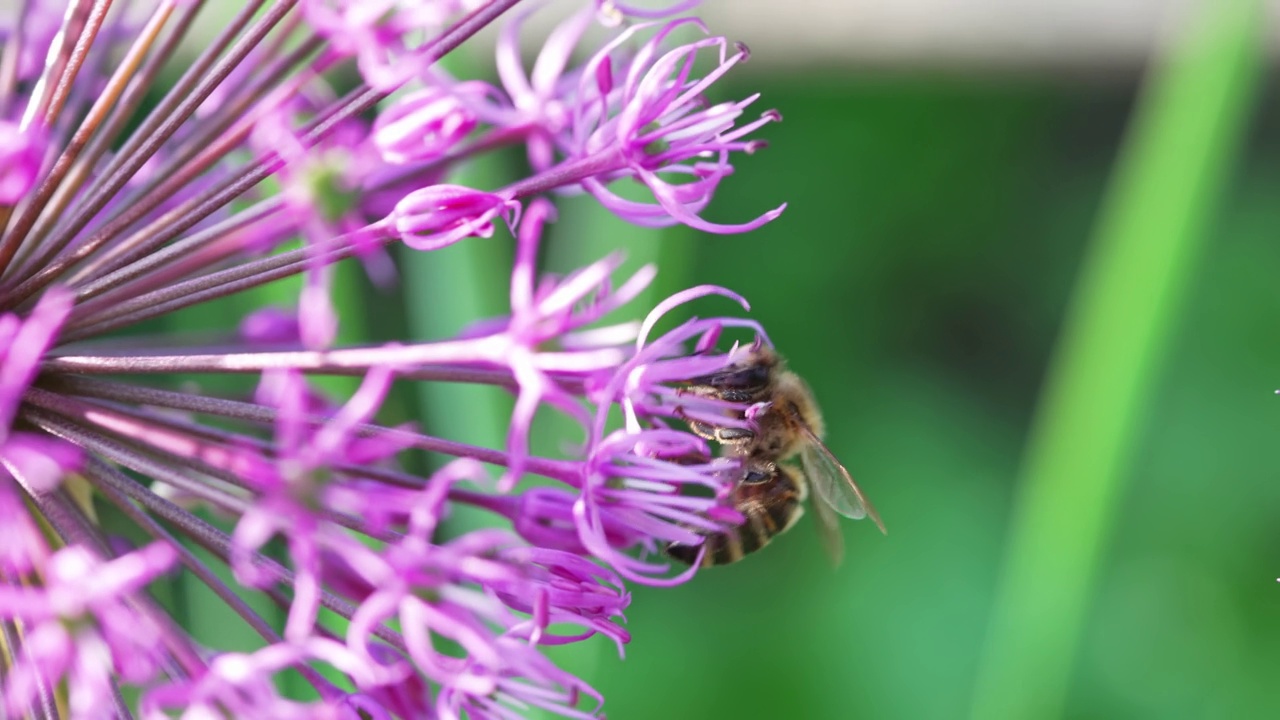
left=0, top=0, right=782, bottom=717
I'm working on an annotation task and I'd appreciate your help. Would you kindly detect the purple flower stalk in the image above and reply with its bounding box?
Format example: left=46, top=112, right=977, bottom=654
left=0, top=1, right=784, bottom=717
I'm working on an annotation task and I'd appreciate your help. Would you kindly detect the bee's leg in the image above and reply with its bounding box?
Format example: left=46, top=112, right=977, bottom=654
left=713, top=426, right=755, bottom=445
left=665, top=541, right=701, bottom=566
left=677, top=410, right=753, bottom=442
left=682, top=363, right=772, bottom=403
left=676, top=401, right=755, bottom=446
left=685, top=419, right=721, bottom=442
left=740, top=462, right=776, bottom=485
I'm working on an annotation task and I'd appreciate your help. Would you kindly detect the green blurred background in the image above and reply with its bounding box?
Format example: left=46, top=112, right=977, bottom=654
left=529, top=4, right=1280, bottom=719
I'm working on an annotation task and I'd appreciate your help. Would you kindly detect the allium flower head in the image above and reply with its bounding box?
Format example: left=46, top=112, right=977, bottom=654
left=0, top=0, right=785, bottom=717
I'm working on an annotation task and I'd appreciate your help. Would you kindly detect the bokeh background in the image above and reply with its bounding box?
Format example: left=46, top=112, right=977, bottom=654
left=534, top=2, right=1280, bottom=718
left=169, top=1, right=1280, bottom=718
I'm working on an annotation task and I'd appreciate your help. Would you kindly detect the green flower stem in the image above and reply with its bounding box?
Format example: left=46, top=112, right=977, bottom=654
left=404, top=51, right=514, bottom=536
left=970, top=2, right=1264, bottom=718
left=400, top=208, right=513, bottom=530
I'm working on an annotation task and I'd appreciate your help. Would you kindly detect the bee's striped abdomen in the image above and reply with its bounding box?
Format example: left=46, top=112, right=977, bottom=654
left=666, top=465, right=806, bottom=567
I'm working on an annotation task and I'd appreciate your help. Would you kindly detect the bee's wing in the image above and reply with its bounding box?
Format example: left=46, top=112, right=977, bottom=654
left=809, top=483, right=846, bottom=567
left=797, top=423, right=887, bottom=535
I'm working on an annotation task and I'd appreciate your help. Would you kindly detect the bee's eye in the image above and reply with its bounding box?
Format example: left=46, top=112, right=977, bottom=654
left=740, top=363, right=770, bottom=388
left=699, top=363, right=770, bottom=390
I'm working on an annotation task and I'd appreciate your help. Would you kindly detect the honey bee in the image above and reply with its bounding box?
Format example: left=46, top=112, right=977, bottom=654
left=666, top=345, right=885, bottom=567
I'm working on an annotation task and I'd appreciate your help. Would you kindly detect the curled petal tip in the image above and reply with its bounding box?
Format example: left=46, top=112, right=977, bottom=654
left=392, top=185, right=520, bottom=250
left=373, top=88, right=479, bottom=165
left=637, top=284, right=751, bottom=349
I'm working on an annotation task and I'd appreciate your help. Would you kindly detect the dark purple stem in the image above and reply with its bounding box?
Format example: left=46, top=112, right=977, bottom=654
left=40, top=0, right=112, bottom=136
left=45, top=376, right=581, bottom=483
left=0, top=0, right=278, bottom=294
left=24, top=388, right=405, bottom=544
left=71, top=198, right=285, bottom=304
left=22, top=405, right=254, bottom=515
left=86, top=456, right=284, bottom=646
left=82, top=457, right=347, bottom=700
left=5, top=0, right=206, bottom=281
left=95, top=459, right=405, bottom=656
left=3, top=0, right=531, bottom=310
left=0, top=608, right=59, bottom=720
left=366, top=122, right=536, bottom=195
left=0, top=0, right=103, bottom=274
left=71, top=450, right=408, bottom=654
left=60, top=222, right=395, bottom=339
left=448, top=487, right=522, bottom=516
left=2, top=463, right=206, bottom=683
left=500, top=147, right=627, bottom=200
left=55, top=353, right=585, bottom=392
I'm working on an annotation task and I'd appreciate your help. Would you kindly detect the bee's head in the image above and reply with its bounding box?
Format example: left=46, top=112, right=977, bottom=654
left=680, top=344, right=778, bottom=402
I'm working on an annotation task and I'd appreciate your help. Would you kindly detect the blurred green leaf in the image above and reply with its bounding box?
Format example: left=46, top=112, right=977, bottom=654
left=970, top=2, right=1265, bottom=718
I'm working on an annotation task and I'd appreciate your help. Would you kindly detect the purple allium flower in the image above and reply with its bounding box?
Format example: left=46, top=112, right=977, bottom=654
left=0, top=543, right=177, bottom=718
left=0, top=122, right=45, bottom=205
left=374, top=84, right=486, bottom=165
left=566, top=20, right=785, bottom=232
left=0, top=1, right=785, bottom=717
